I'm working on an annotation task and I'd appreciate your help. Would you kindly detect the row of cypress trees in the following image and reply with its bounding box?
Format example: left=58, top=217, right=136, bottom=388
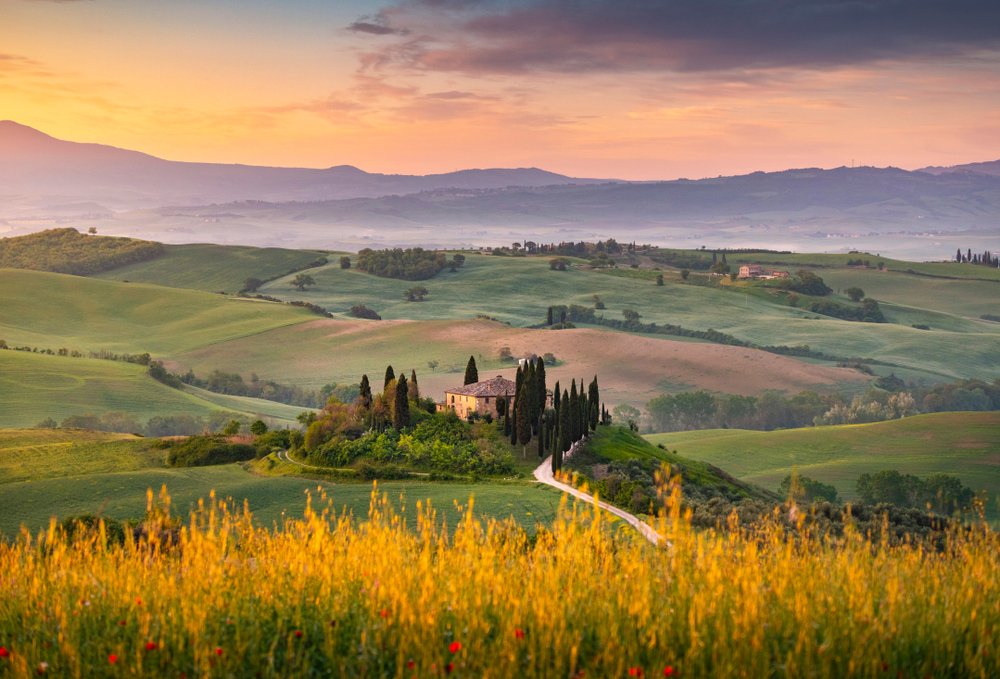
left=357, top=365, right=421, bottom=431
left=492, top=356, right=607, bottom=472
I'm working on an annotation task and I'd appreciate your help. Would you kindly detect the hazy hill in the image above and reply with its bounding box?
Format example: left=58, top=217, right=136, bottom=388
left=0, top=121, right=604, bottom=212
left=919, top=159, right=1000, bottom=177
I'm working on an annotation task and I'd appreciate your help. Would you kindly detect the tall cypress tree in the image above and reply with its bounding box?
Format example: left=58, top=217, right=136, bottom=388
left=516, top=382, right=531, bottom=458
left=588, top=376, right=600, bottom=430
left=535, top=357, right=547, bottom=415
left=409, top=369, right=420, bottom=402
left=547, top=306, right=554, bottom=326
left=392, top=375, right=409, bottom=430
left=553, top=381, right=561, bottom=411
left=383, top=365, right=395, bottom=391
left=463, top=355, right=479, bottom=385
left=359, top=374, right=373, bottom=410
left=558, top=389, right=571, bottom=453
left=569, top=380, right=580, bottom=442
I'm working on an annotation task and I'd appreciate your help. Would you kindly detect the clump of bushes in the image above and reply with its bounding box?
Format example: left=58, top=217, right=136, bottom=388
left=164, top=435, right=258, bottom=467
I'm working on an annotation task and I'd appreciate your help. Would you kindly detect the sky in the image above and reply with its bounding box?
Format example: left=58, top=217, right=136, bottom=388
left=3, top=0, right=1000, bottom=179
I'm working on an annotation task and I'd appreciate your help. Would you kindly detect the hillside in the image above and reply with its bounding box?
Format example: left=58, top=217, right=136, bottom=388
left=0, top=269, right=313, bottom=355
left=645, top=412, right=1000, bottom=512
left=0, top=228, right=164, bottom=275
left=0, top=351, right=300, bottom=429
left=92, top=243, right=330, bottom=293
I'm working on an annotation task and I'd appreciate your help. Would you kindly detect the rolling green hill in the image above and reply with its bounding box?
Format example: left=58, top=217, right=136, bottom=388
left=0, top=351, right=299, bottom=428
left=645, top=412, right=1000, bottom=512
left=93, top=243, right=330, bottom=293
left=257, top=253, right=999, bottom=381
left=0, top=269, right=313, bottom=355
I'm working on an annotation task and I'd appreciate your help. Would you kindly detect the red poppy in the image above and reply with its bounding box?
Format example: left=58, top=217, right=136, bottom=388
left=445, top=662, right=454, bottom=674
left=108, top=655, right=118, bottom=665
left=379, top=609, right=389, bottom=619
left=294, top=630, right=303, bottom=639
left=0, top=647, right=9, bottom=659
left=449, top=641, right=462, bottom=654
left=406, top=659, right=415, bottom=669
left=628, top=668, right=643, bottom=677
left=663, top=668, right=675, bottom=677
left=135, top=598, right=142, bottom=606
left=881, top=662, right=889, bottom=672
left=145, top=642, right=157, bottom=652
left=214, top=647, right=223, bottom=657
left=117, top=620, right=126, bottom=627
left=515, top=629, right=525, bottom=640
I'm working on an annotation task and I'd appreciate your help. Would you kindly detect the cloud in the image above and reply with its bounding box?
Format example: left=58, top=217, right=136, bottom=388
left=347, top=12, right=409, bottom=36
left=352, top=0, right=1000, bottom=75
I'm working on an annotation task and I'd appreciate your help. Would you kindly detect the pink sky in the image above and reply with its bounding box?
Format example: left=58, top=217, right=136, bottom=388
left=3, top=0, right=999, bottom=179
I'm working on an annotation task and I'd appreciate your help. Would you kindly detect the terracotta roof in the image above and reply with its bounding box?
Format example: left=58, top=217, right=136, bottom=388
left=447, top=375, right=516, bottom=397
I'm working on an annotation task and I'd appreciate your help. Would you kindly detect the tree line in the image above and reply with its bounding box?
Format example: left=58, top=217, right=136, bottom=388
left=955, top=248, right=999, bottom=267
left=635, top=377, right=1000, bottom=433
left=0, top=228, right=165, bottom=275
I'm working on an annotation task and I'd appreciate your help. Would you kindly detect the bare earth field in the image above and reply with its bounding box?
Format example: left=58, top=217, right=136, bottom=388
left=172, top=318, right=866, bottom=406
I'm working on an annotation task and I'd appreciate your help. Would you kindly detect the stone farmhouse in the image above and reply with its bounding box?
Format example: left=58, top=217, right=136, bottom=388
left=437, top=375, right=516, bottom=419
left=738, top=264, right=791, bottom=280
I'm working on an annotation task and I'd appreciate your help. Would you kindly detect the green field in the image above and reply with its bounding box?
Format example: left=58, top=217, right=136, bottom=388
left=645, top=412, right=1000, bottom=512
left=0, top=269, right=313, bottom=355
left=0, top=427, right=563, bottom=538
left=258, top=254, right=999, bottom=381
left=718, top=251, right=1000, bottom=282
left=0, top=351, right=300, bottom=428
left=93, top=243, right=330, bottom=293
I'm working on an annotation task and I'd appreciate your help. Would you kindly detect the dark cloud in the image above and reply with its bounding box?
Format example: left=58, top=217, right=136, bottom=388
left=355, top=0, right=1000, bottom=74
left=347, top=12, right=409, bottom=36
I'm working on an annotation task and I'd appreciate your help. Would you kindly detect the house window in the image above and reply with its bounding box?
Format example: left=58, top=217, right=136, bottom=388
left=485, top=397, right=490, bottom=404
left=451, top=395, right=455, bottom=404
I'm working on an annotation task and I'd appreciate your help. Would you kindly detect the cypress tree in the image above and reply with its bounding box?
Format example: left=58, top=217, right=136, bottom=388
left=409, top=369, right=420, bottom=402
left=558, top=389, right=571, bottom=453
left=383, top=365, right=395, bottom=391
left=547, top=306, right=554, bottom=326
left=392, top=375, right=409, bottom=430
left=588, top=376, right=600, bottom=430
left=536, top=357, right=547, bottom=414
left=463, top=355, right=479, bottom=385
left=516, top=382, right=531, bottom=458
left=359, top=374, right=373, bottom=410
left=569, top=380, right=580, bottom=442
left=553, top=381, right=561, bottom=411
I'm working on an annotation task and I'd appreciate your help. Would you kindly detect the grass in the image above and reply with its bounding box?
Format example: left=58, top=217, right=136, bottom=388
left=645, top=411, right=1000, bottom=511
left=0, top=269, right=313, bottom=355
left=92, top=243, right=329, bottom=293
left=717, top=251, right=1000, bottom=282
left=0, top=485, right=996, bottom=677
left=257, top=254, right=1000, bottom=381
left=0, top=429, right=163, bottom=484
left=0, top=352, right=300, bottom=428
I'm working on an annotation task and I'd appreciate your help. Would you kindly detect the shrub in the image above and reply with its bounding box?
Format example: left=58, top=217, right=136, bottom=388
left=165, top=435, right=258, bottom=467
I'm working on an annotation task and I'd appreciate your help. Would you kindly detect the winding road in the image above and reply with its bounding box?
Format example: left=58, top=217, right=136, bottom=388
left=532, top=442, right=664, bottom=546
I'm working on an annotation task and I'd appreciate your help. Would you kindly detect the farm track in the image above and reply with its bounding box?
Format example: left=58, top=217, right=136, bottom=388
left=533, top=440, right=664, bottom=546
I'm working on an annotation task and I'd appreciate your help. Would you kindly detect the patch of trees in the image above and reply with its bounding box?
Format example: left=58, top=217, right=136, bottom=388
left=355, top=247, right=463, bottom=280
left=404, top=285, right=429, bottom=302
left=0, top=342, right=154, bottom=366
left=809, top=298, right=885, bottom=323
left=490, top=239, right=631, bottom=257
left=776, top=270, right=832, bottom=296
left=780, top=474, right=839, bottom=503
left=856, top=471, right=976, bottom=515
left=981, top=314, right=1000, bottom=322
left=955, top=247, right=999, bottom=267
left=163, top=435, right=258, bottom=467
left=349, top=304, right=381, bottom=320
left=0, top=228, right=165, bottom=275
left=176, top=369, right=333, bottom=408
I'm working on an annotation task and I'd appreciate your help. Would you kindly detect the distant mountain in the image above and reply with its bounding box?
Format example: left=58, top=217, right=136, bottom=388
left=918, top=159, right=1000, bottom=177
left=0, top=121, right=607, bottom=212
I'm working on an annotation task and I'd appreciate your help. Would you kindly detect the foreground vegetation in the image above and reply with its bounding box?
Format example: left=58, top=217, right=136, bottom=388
left=0, top=487, right=996, bottom=678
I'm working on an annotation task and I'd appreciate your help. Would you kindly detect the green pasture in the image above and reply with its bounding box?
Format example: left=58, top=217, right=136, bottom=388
left=645, top=412, right=1000, bottom=512
left=93, top=243, right=329, bottom=293
left=0, top=428, right=163, bottom=484
left=715, top=251, right=1000, bottom=282
left=0, top=269, right=312, bottom=355
left=0, top=351, right=297, bottom=428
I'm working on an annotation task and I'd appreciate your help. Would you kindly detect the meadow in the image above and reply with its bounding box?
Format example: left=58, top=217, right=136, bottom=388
left=92, top=243, right=329, bottom=293
left=0, top=488, right=995, bottom=678
left=0, top=269, right=312, bottom=355
left=0, top=352, right=300, bottom=429
left=645, top=411, right=1000, bottom=510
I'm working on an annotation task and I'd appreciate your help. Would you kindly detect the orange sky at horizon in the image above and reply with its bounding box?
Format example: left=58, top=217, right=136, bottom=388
left=3, top=0, right=999, bottom=179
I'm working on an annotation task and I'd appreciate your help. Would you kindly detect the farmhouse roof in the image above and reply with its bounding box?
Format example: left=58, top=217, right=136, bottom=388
left=448, top=375, right=516, bottom=397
